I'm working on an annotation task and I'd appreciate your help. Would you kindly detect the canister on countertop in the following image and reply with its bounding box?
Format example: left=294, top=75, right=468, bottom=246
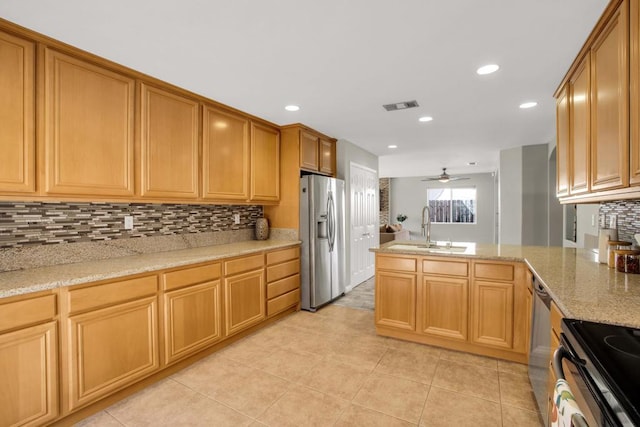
left=614, top=249, right=640, bottom=274
left=607, top=241, right=632, bottom=268
left=598, top=228, right=618, bottom=263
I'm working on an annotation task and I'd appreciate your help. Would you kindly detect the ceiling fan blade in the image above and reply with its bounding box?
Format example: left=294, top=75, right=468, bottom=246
left=448, top=177, right=470, bottom=181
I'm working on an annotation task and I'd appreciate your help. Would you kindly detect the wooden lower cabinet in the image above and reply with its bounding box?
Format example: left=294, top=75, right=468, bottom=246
left=0, top=245, right=299, bottom=425
left=162, top=280, right=222, bottom=365
left=470, top=280, right=514, bottom=349
left=375, top=253, right=529, bottom=362
left=0, top=321, right=58, bottom=426
left=224, top=254, right=266, bottom=337
left=375, top=270, right=416, bottom=331
left=266, top=247, right=300, bottom=317
left=65, top=295, right=159, bottom=411
left=420, top=275, right=468, bottom=341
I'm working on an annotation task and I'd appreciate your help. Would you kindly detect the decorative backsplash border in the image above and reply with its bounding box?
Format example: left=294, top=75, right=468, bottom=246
left=600, top=200, right=640, bottom=244
left=0, top=202, right=263, bottom=249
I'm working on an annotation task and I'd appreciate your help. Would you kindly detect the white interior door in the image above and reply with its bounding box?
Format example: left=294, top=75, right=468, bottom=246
left=350, top=163, right=377, bottom=288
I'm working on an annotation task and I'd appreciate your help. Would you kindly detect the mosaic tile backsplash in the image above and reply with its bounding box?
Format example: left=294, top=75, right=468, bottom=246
left=600, top=200, right=640, bottom=244
left=0, top=202, right=263, bottom=249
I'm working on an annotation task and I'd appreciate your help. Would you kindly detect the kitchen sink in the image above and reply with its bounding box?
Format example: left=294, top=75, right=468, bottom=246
left=387, top=243, right=468, bottom=253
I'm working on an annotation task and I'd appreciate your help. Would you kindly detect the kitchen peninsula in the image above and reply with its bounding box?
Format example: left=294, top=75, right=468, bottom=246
left=371, top=240, right=640, bottom=362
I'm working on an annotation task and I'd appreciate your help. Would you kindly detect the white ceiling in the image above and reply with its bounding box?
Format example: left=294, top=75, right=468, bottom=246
left=0, top=0, right=609, bottom=178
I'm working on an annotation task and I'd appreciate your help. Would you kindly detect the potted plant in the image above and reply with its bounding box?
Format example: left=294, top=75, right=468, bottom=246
left=396, top=213, right=407, bottom=223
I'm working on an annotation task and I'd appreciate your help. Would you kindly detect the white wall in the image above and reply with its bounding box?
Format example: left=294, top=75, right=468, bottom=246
left=389, top=173, right=496, bottom=244
left=563, top=204, right=599, bottom=248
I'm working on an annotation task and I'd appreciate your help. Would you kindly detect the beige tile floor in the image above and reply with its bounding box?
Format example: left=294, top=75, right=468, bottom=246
left=77, top=299, right=543, bottom=427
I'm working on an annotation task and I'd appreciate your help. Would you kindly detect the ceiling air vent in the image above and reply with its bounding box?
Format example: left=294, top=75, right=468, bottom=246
left=383, top=100, right=419, bottom=111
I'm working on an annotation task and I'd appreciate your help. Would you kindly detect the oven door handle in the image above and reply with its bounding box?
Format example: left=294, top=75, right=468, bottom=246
left=553, top=345, right=586, bottom=380
left=553, top=345, right=590, bottom=427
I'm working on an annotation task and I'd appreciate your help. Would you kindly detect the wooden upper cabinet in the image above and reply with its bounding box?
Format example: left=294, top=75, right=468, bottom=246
left=630, top=0, right=640, bottom=185
left=319, top=137, right=336, bottom=176
left=0, top=30, right=35, bottom=194
left=139, top=83, right=199, bottom=199
left=569, top=54, right=591, bottom=195
left=43, top=48, right=135, bottom=197
left=202, top=105, right=250, bottom=200
left=590, top=0, right=629, bottom=192
left=300, top=130, right=319, bottom=171
left=556, top=84, right=570, bottom=197
left=250, top=122, right=280, bottom=202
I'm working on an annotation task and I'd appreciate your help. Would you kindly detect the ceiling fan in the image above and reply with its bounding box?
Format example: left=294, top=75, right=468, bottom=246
left=421, top=168, right=469, bottom=183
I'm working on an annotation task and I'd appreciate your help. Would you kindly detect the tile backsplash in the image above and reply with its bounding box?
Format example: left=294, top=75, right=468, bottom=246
left=600, top=200, right=640, bottom=244
left=0, top=201, right=263, bottom=249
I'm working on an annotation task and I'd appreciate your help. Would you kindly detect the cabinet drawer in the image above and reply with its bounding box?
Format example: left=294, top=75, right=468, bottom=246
left=267, top=259, right=299, bottom=283
left=267, top=247, right=300, bottom=265
left=267, top=274, right=300, bottom=299
left=0, top=293, right=57, bottom=333
left=163, top=263, right=221, bottom=291
left=68, top=275, right=158, bottom=314
left=377, top=255, right=417, bottom=272
left=474, top=262, right=514, bottom=281
left=422, top=258, right=468, bottom=277
left=225, top=254, right=264, bottom=276
left=267, top=288, right=300, bottom=316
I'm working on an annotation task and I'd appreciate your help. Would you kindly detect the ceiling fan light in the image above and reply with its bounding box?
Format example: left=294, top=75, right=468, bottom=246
left=438, top=178, right=450, bottom=183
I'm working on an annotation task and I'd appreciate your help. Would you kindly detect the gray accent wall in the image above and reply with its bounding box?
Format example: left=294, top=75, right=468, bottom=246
left=336, top=139, right=379, bottom=288
left=389, top=172, right=496, bottom=244
left=499, top=144, right=549, bottom=245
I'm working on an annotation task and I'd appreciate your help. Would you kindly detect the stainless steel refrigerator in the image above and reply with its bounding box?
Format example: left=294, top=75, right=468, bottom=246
left=299, top=175, right=346, bottom=311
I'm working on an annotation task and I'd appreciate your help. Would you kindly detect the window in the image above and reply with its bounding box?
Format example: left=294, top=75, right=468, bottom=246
left=427, top=188, right=476, bottom=224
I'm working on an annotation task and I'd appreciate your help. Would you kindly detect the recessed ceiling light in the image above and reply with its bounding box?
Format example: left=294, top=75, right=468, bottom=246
left=284, top=105, right=300, bottom=111
left=388, top=145, right=398, bottom=149
left=418, top=116, right=433, bottom=122
left=519, top=101, right=538, bottom=109
left=477, top=64, right=500, bottom=75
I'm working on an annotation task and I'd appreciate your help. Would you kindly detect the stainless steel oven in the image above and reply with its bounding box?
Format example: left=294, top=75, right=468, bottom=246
left=554, top=319, right=640, bottom=426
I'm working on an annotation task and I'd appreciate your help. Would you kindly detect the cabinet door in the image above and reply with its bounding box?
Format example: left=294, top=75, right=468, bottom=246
left=202, top=106, right=250, bottom=200
left=319, top=137, right=335, bottom=176
left=0, top=321, right=58, bottom=426
left=299, top=130, right=319, bottom=171
left=590, top=2, right=629, bottom=191
left=556, top=84, right=570, bottom=197
left=419, top=275, right=467, bottom=341
left=250, top=122, right=280, bottom=202
left=224, top=269, right=265, bottom=336
left=43, top=48, right=135, bottom=197
left=139, top=83, right=199, bottom=199
left=65, top=296, right=159, bottom=411
left=569, top=54, right=591, bottom=195
left=470, top=280, right=514, bottom=350
left=0, top=31, right=35, bottom=194
left=163, top=280, right=223, bottom=365
left=375, top=271, right=416, bottom=331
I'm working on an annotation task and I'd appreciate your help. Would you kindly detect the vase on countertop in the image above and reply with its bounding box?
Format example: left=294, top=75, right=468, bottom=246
left=255, top=217, right=269, bottom=240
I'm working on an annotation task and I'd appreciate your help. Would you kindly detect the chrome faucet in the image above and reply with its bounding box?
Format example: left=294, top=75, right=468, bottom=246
left=421, top=205, right=432, bottom=246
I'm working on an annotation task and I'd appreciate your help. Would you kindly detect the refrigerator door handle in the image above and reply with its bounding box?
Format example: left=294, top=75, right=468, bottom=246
left=328, top=191, right=335, bottom=252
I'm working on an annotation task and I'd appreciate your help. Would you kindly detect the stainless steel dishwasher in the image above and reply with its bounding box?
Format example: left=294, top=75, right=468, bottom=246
left=528, top=275, right=552, bottom=426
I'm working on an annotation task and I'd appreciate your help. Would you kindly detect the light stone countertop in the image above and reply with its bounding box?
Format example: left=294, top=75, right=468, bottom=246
left=0, top=239, right=300, bottom=298
left=372, top=241, right=640, bottom=329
